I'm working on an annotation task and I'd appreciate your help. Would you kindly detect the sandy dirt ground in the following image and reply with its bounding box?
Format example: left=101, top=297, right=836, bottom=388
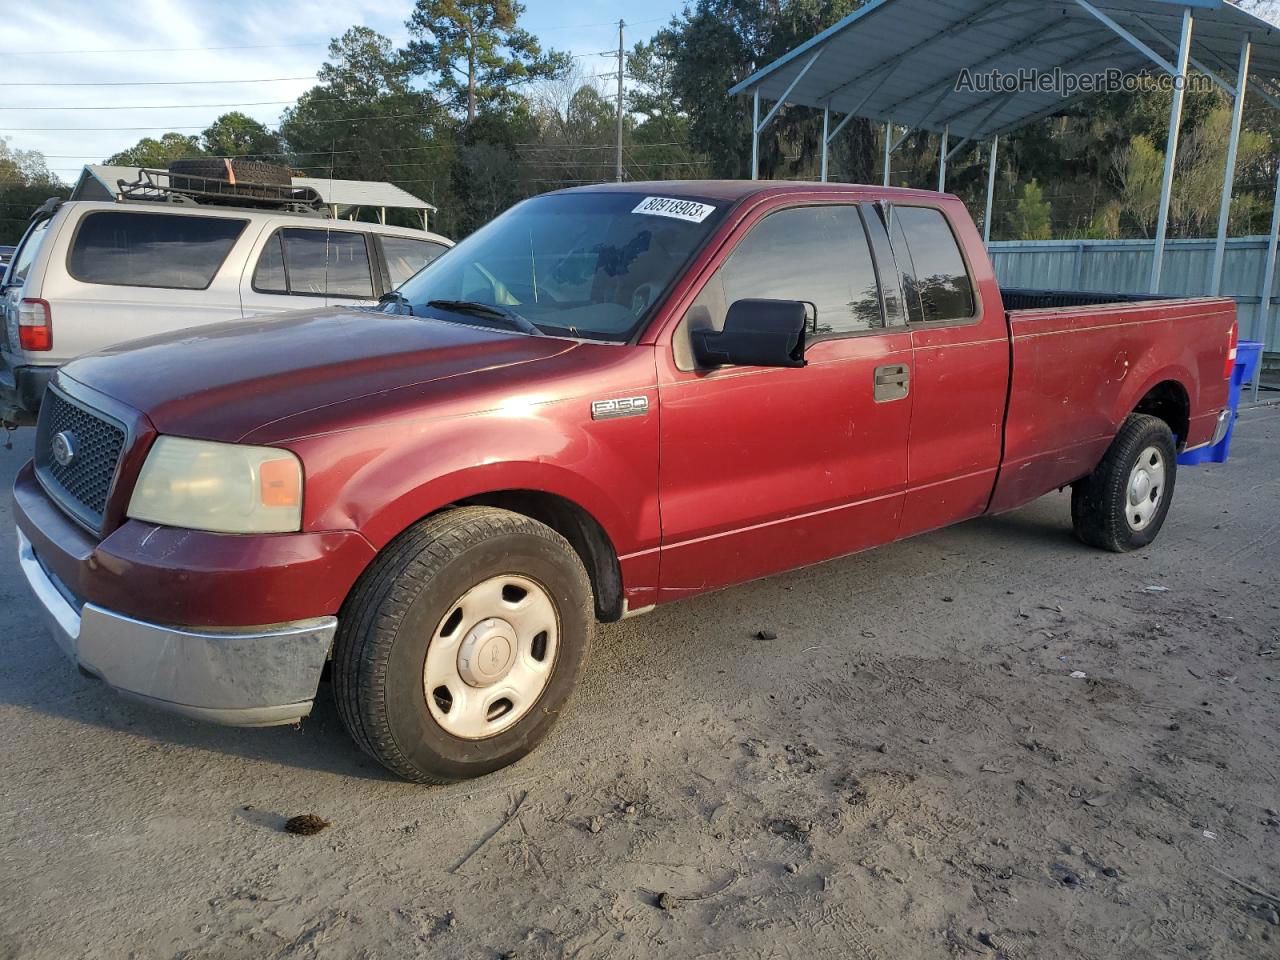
left=2, top=405, right=1279, bottom=960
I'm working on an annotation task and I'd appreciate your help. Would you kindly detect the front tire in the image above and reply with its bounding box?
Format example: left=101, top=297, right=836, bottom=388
left=1071, top=414, right=1177, bottom=553
left=333, top=507, right=593, bottom=783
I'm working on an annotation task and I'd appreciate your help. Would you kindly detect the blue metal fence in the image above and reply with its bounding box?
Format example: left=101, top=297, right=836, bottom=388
left=987, top=237, right=1278, bottom=356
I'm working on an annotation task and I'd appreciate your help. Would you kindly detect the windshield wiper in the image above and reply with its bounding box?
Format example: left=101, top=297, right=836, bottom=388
left=426, top=299, right=544, bottom=337
left=377, top=291, right=415, bottom=315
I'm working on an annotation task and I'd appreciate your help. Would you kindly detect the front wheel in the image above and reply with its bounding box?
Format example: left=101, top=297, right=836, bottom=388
left=333, top=507, right=593, bottom=783
left=1071, top=414, right=1177, bottom=553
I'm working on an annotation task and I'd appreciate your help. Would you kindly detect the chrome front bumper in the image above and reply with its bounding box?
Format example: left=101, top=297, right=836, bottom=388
left=16, top=529, right=337, bottom=726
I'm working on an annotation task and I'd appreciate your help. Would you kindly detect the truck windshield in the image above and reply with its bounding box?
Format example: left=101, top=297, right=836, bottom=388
left=397, top=191, right=728, bottom=342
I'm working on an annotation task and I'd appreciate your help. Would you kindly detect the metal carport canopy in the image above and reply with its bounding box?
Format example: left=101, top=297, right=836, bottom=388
left=729, top=0, right=1280, bottom=317
left=729, top=0, right=1280, bottom=143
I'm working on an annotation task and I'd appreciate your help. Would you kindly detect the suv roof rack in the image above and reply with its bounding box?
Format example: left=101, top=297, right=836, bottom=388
left=115, top=168, right=328, bottom=216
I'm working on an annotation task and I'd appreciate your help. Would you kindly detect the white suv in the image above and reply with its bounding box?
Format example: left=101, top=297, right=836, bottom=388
left=1, top=196, right=452, bottom=425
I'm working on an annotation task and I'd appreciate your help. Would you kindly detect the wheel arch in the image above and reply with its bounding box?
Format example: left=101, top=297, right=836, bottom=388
left=356, top=473, right=630, bottom=624
left=1130, top=377, right=1190, bottom=449
left=454, top=490, right=625, bottom=622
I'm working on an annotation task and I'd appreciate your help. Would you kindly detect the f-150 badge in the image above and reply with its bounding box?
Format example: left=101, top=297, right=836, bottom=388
left=591, top=396, right=650, bottom=420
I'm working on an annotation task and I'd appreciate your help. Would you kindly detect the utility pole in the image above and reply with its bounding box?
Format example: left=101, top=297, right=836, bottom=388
left=616, top=20, right=625, bottom=183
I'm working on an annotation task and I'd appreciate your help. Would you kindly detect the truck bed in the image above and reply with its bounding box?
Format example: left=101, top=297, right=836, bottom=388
left=999, top=287, right=1177, bottom=311
left=989, top=290, right=1235, bottom=513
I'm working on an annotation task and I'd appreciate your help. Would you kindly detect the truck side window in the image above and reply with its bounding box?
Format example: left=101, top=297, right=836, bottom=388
left=673, top=204, right=883, bottom=370
left=887, top=206, right=975, bottom=323
left=252, top=228, right=375, bottom=298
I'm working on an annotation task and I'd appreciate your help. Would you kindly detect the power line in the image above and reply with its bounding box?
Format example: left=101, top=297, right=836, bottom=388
left=0, top=76, right=315, bottom=88
left=35, top=142, right=688, bottom=163
left=539, top=15, right=665, bottom=33
left=4, top=42, right=329, bottom=56
left=0, top=100, right=298, bottom=111
left=513, top=140, right=687, bottom=149
left=4, top=15, right=670, bottom=56
left=4, top=109, right=444, bottom=131
left=0, top=92, right=432, bottom=111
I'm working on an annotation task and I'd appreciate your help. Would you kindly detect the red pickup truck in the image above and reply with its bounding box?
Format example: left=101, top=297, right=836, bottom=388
left=14, top=181, right=1237, bottom=783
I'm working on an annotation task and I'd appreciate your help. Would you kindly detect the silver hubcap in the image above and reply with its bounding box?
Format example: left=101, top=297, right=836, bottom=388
left=423, top=575, right=559, bottom=740
left=1126, top=445, right=1166, bottom=532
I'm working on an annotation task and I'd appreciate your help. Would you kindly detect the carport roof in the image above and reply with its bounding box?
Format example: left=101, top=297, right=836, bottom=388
left=73, top=166, right=436, bottom=213
left=728, top=0, right=1280, bottom=142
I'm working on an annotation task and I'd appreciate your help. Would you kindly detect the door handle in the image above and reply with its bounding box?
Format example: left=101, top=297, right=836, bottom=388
left=873, top=364, right=910, bottom=402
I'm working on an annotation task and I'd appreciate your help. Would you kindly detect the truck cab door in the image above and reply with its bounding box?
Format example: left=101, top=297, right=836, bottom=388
left=879, top=201, right=1010, bottom=538
left=655, top=201, right=912, bottom=602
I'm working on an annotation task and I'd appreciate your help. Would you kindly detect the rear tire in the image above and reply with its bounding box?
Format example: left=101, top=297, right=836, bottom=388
left=1071, top=414, right=1177, bottom=553
left=333, top=507, right=593, bottom=784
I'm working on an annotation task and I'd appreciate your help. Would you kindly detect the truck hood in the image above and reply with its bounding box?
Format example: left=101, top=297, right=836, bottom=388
left=60, top=307, right=579, bottom=443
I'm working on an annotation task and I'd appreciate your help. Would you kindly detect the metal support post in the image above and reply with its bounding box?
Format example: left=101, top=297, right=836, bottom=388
left=1151, top=7, right=1194, bottom=293
left=984, top=136, right=999, bottom=243
left=883, top=120, right=892, bottom=187
left=751, top=89, right=760, bottom=180
left=1212, top=35, right=1251, bottom=296
left=1257, top=162, right=1280, bottom=402
left=821, top=106, right=830, bottom=182
left=938, top=126, right=949, bottom=192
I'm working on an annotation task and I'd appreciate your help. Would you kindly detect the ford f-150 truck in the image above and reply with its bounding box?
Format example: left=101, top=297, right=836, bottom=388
left=13, top=181, right=1237, bottom=784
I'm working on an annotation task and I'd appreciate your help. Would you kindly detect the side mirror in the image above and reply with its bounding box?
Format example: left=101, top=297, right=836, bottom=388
left=691, top=298, right=808, bottom=369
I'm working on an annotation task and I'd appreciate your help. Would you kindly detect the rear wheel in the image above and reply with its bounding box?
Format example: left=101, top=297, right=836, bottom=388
left=333, top=507, right=593, bottom=783
left=1071, top=414, right=1177, bottom=553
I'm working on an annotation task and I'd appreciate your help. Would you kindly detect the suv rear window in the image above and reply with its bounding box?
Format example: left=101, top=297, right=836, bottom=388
left=68, top=211, right=246, bottom=290
left=253, top=228, right=374, bottom=298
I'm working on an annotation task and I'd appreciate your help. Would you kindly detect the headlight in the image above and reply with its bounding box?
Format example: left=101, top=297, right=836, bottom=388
left=128, top=436, right=303, bottom=534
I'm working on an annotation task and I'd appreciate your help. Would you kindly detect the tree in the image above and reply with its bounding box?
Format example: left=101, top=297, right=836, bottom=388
left=655, top=0, right=872, bottom=181
left=1115, top=136, right=1165, bottom=237
left=201, top=112, right=281, bottom=158
left=107, top=132, right=205, bottom=167
left=279, top=27, right=454, bottom=230
left=1, top=138, right=57, bottom=187
left=1007, top=180, right=1053, bottom=240
left=0, top=140, right=67, bottom=244
left=625, top=39, right=709, bottom=181
left=405, top=0, right=569, bottom=123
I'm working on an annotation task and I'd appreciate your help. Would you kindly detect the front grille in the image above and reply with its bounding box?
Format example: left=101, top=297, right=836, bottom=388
left=35, top=388, right=127, bottom=531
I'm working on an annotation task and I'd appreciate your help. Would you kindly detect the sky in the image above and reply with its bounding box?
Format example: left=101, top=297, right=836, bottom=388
left=1, top=0, right=686, bottom=183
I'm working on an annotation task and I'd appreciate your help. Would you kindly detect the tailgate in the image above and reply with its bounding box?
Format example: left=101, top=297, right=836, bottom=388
left=991, top=296, right=1235, bottom=512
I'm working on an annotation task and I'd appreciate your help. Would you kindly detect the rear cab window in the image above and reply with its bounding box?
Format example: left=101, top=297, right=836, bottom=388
left=380, top=235, right=449, bottom=287
left=252, top=227, right=375, bottom=298
left=68, top=211, right=246, bottom=290
left=884, top=205, right=976, bottom=324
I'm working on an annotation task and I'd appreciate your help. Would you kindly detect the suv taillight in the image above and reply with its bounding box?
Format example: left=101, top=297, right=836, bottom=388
left=18, top=298, right=51, bottom=351
left=1224, top=320, right=1238, bottom=380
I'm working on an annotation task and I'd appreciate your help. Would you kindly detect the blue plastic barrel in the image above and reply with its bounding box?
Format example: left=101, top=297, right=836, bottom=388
left=1177, top=340, right=1262, bottom=466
